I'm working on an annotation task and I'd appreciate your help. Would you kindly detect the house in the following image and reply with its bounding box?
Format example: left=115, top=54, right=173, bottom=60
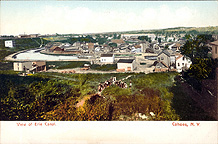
left=5, top=40, right=15, bottom=48
left=88, top=43, right=94, bottom=53
left=157, top=50, right=171, bottom=67
left=49, top=46, right=64, bottom=52
left=14, top=61, right=46, bottom=72
left=100, top=54, right=114, bottom=63
left=18, top=34, right=31, bottom=38
left=73, top=42, right=81, bottom=47
left=14, top=62, right=32, bottom=71
left=31, top=61, right=46, bottom=72
left=153, top=61, right=169, bottom=72
left=117, top=59, right=136, bottom=71
left=111, top=39, right=125, bottom=46
left=210, top=40, right=218, bottom=59
left=88, top=43, right=94, bottom=49
left=176, top=54, right=192, bottom=72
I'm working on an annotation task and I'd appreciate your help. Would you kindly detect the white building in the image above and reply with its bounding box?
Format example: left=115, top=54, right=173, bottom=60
left=13, top=62, right=32, bottom=71
left=176, top=54, right=192, bottom=72
left=100, top=54, right=114, bottom=63
left=5, top=40, right=15, bottom=48
left=117, top=59, right=136, bottom=71
left=14, top=61, right=46, bottom=72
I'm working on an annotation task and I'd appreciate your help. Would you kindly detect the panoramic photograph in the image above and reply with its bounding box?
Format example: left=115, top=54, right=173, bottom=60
left=0, top=1, right=218, bottom=122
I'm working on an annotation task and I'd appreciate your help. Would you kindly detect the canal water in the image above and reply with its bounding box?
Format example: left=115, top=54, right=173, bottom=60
left=15, top=48, right=78, bottom=61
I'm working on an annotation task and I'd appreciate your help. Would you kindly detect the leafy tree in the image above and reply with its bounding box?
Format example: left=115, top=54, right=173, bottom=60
left=117, top=34, right=121, bottom=39
left=181, top=34, right=216, bottom=80
left=188, top=58, right=215, bottom=80
left=138, top=36, right=148, bottom=41
left=158, top=38, right=161, bottom=43
left=113, top=33, right=117, bottom=39
left=108, top=42, right=117, bottom=48
left=181, top=34, right=213, bottom=61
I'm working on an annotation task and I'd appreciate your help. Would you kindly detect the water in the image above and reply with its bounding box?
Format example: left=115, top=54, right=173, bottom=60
left=15, top=48, right=78, bottom=61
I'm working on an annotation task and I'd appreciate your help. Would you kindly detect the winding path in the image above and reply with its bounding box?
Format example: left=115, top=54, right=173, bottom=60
left=75, top=74, right=134, bottom=108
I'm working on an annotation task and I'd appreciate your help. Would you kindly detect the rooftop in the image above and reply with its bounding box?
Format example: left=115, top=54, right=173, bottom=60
left=117, top=59, right=134, bottom=63
left=101, top=54, right=113, bottom=57
left=158, top=50, right=170, bottom=57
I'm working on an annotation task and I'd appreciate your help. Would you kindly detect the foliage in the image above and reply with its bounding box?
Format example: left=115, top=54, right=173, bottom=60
left=90, top=64, right=117, bottom=71
left=181, top=34, right=213, bottom=61
left=181, top=34, right=216, bottom=80
left=69, top=36, right=96, bottom=44
left=108, top=43, right=117, bottom=48
left=158, top=38, right=161, bottom=43
left=0, top=50, right=14, bottom=61
left=138, top=36, right=148, bottom=41
left=188, top=58, right=214, bottom=80
left=3, top=71, right=211, bottom=121
left=0, top=78, right=80, bottom=120
left=0, top=62, right=13, bottom=70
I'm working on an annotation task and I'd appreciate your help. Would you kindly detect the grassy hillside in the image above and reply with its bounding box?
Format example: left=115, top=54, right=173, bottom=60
left=1, top=71, right=213, bottom=121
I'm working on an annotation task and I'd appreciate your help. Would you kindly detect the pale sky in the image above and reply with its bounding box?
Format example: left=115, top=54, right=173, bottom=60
left=1, top=1, right=218, bottom=35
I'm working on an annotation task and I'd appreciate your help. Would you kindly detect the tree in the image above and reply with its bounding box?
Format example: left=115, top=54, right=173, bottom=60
left=138, top=36, right=148, bottom=41
left=188, top=58, right=214, bottom=80
left=108, top=43, right=117, bottom=48
left=181, top=34, right=216, bottom=80
left=158, top=38, right=161, bottom=43
left=181, top=34, right=213, bottom=61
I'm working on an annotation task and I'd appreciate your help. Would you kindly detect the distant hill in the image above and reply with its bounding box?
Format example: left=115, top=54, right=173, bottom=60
left=115, top=26, right=218, bottom=35
left=93, top=26, right=218, bottom=36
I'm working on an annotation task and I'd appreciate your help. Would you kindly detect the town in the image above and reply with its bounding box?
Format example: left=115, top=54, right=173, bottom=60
left=1, top=1, right=218, bottom=143
left=1, top=26, right=218, bottom=122
left=3, top=30, right=217, bottom=75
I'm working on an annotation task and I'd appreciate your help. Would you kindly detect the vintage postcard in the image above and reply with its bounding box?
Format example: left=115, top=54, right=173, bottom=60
left=0, top=1, right=217, bottom=143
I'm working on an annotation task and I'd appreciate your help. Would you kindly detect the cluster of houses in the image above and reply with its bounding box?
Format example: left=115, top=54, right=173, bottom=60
left=10, top=33, right=218, bottom=74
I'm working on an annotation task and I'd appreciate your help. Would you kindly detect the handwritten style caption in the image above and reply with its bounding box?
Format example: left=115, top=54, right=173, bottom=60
left=16, top=122, right=56, bottom=127
left=172, top=122, right=200, bottom=127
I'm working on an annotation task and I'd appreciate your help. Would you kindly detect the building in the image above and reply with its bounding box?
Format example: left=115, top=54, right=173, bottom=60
left=88, top=43, right=94, bottom=53
left=117, top=59, right=136, bottom=71
left=5, top=40, right=15, bottom=48
left=49, top=46, right=64, bottom=52
left=31, top=61, right=46, bottom=72
left=14, top=62, right=32, bottom=71
left=154, top=61, right=169, bottom=72
left=157, top=50, right=171, bottom=67
left=210, top=40, right=218, bottom=59
left=73, top=42, right=81, bottom=47
left=14, top=61, right=46, bottom=72
left=111, top=39, right=125, bottom=46
left=100, top=54, right=114, bottom=63
left=176, top=54, right=192, bottom=72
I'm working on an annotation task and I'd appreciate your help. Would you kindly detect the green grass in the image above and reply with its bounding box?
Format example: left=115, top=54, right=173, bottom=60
left=46, top=61, right=90, bottom=69
left=1, top=70, right=214, bottom=121
left=0, top=62, right=13, bottom=70
left=90, top=64, right=117, bottom=71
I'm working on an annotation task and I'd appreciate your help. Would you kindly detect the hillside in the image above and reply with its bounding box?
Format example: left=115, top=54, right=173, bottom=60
left=99, top=26, right=218, bottom=35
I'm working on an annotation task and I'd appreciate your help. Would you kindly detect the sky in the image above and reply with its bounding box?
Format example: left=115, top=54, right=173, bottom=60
left=1, top=1, right=218, bottom=35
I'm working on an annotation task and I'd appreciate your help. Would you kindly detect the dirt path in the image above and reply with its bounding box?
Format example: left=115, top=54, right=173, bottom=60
left=75, top=75, right=133, bottom=108
left=76, top=95, right=92, bottom=108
